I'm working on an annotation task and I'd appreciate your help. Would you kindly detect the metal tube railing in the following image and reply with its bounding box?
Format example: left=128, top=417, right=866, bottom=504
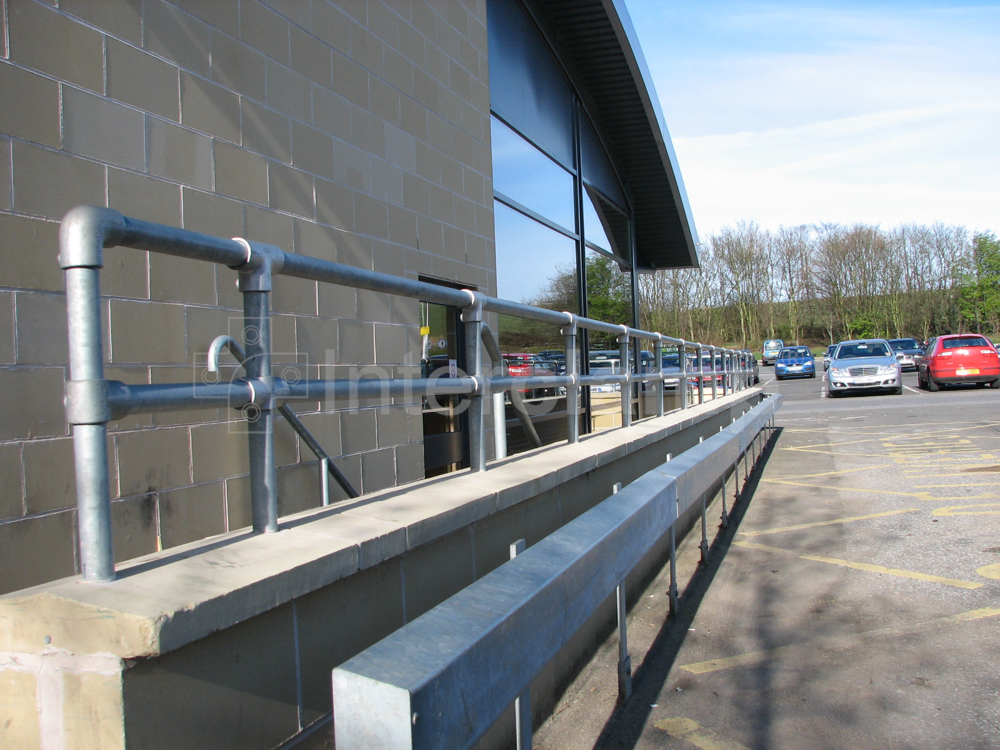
left=59, top=206, right=756, bottom=581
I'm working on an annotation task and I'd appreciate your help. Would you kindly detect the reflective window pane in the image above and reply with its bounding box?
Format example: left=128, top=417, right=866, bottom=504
left=585, top=249, right=632, bottom=341
left=487, top=0, right=574, bottom=168
left=581, top=117, right=625, bottom=210
left=585, top=186, right=632, bottom=266
left=495, top=201, right=577, bottom=311
left=492, top=117, right=575, bottom=233
left=583, top=190, right=613, bottom=254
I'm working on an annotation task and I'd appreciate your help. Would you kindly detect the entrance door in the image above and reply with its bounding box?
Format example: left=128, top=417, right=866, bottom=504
left=420, top=300, right=468, bottom=477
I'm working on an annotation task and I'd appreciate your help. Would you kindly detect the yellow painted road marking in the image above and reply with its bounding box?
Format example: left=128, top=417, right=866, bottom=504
left=915, top=482, right=1000, bottom=488
left=900, top=456, right=998, bottom=465
left=760, top=478, right=937, bottom=501
left=681, top=607, right=1000, bottom=675
left=799, top=554, right=983, bottom=589
left=653, top=717, right=750, bottom=750
left=740, top=508, right=921, bottom=537
left=883, top=439, right=973, bottom=448
left=933, top=503, right=1000, bottom=516
left=793, top=465, right=893, bottom=479
left=735, top=541, right=790, bottom=554
left=735, top=541, right=982, bottom=589
left=927, top=494, right=1000, bottom=501
left=977, top=563, right=1000, bottom=580
left=905, top=472, right=1000, bottom=478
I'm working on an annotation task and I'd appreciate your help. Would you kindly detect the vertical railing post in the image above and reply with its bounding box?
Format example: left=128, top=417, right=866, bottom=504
left=238, top=239, right=283, bottom=534
left=463, top=291, right=486, bottom=472
left=654, top=335, right=664, bottom=418
left=563, top=316, right=579, bottom=443
left=510, top=539, right=531, bottom=750
left=710, top=347, right=718, bottom=401
left=680, top=340, right=688, bottom=410
left=320, top=457, right=330, bottom=506
left=721, top=350, right=729, bottom=397
left=60, top=207, right=126, bottom=582
left=700, top=491, right=709, bottom=564
left=618, top=327, right=631, bottom=428
left=609, top=481, right=632, bottom=701
left=698, top=344, right=705, bottom=404
left=616, top=582, right=632, bottom=701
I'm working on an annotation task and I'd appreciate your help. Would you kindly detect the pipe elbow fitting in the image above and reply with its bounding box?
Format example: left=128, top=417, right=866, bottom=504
left=59, top=206, right=127, bottom=269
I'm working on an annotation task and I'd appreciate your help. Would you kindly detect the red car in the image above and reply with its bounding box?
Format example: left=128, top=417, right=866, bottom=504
left=502, top=353, right=556, bottom=397
left=918, top=334, right=1000, bottom=391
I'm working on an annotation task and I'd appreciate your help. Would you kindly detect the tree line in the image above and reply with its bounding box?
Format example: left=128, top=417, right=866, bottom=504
left=638, top=222, right=1000, bottom=349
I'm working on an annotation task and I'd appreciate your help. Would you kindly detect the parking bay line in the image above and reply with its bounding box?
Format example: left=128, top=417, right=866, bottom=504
left=759, top=477, right=938, bottom=501
left=654, top=717, right=751, bottom=750
left=915, top=482, right=1000, bottom=488
left=735, top=540, right=983, bottom=589
left=932, top=503, right=1000, bottom=516
left=680, top=606, right=1000, bottom=675
left=739, top=508, right=921, bottom=537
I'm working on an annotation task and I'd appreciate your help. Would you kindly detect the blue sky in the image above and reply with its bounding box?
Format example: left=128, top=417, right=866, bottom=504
left=623, top=0, right=1000, bottom=238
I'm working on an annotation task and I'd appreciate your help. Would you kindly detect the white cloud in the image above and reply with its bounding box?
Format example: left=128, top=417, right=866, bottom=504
left=675, top=103, right=1000, bottom=235
left=625, top=0, right=1000, bottom=236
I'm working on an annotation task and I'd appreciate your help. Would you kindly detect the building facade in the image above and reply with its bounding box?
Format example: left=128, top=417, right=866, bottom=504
left=0, top=0, right=696, bottom=596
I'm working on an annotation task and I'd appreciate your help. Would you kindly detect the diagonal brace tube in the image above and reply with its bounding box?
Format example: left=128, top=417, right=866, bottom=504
left=208, top=336, right=359, bottom=499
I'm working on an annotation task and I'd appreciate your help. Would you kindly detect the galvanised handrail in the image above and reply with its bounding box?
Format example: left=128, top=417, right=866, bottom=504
left=59, top=206, right=754, bottom=582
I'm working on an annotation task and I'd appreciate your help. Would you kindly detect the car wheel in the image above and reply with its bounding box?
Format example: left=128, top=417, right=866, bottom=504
left=810, top=372, right=816, bottom=379
left=894, top=384, right=903, bottom=395
left=991, top=379, right=1000, bottom=390
left=926, top=377, right=939, bottom=392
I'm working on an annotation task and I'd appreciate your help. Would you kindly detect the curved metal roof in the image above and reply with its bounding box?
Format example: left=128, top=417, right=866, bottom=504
left=533, top=0, right=700, bottom=269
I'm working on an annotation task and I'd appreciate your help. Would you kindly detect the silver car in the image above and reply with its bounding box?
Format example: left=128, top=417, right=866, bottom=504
left=827, top=339, right=902, bottom=397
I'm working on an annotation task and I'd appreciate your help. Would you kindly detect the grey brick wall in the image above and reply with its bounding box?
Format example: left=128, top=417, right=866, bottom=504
left=0, top=0, right=495, bottom=594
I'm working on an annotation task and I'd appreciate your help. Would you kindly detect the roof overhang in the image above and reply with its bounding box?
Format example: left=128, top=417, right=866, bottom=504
left=534, top=0, right=700, bottom=270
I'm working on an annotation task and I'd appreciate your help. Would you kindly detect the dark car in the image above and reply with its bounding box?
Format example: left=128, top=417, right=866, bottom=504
left=775, top=346, right=815, bottom=380
left=918, top=334, right=1000, bottom=391
left=742, top=350, right=760, bottom=385
left=822, top=344, right=836, bottom=371
left=888, top=338, right=924, bottom=372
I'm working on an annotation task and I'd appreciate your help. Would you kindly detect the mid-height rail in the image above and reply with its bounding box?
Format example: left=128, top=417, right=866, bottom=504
left=60, top=206, right=754, bottom=582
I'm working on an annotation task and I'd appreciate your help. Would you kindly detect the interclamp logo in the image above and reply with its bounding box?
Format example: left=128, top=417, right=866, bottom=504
left=193, top=318, right=564, bottom=430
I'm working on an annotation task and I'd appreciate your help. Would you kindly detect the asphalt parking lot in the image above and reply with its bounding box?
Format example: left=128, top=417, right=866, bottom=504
left=535, top=368, right=1000, bottom=750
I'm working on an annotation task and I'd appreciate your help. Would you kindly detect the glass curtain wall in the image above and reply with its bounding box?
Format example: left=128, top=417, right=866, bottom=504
left=488, top=0, right=636, bottom=439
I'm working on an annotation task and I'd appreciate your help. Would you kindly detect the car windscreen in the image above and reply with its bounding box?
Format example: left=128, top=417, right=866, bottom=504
left=889, top=339, right=919, bottom=350
left=837, top=342, right=890, bottom=358
left=942, top=336, right=990, bottom=349
left=793, top=347, right=811, bottom=356
left=662, top=357, right=680, bottom=368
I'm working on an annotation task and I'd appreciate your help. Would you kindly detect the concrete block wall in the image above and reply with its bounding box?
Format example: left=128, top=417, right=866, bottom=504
left=0, top=0, right=495, bottom=594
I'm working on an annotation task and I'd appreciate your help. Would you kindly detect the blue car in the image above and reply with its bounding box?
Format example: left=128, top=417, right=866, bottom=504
left=775, top=346, right=816, bottom=380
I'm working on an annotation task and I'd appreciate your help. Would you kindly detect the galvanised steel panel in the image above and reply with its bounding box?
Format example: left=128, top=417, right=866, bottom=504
left=333, top=465, right=678, bottom=750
